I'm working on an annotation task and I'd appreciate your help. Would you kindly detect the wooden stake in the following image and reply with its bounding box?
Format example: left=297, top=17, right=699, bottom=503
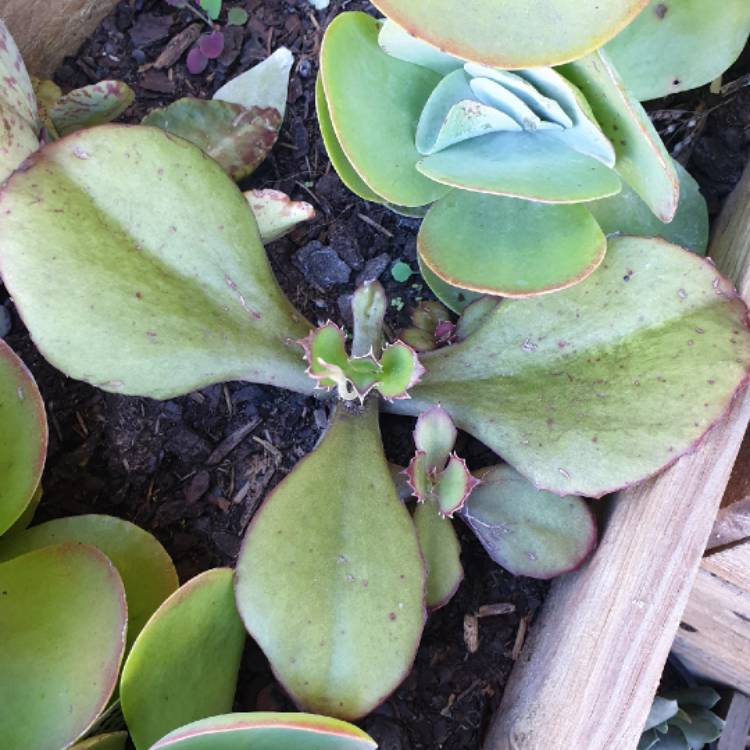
left=484, top=163, right=750, bottom=750
left=718, top=692, right=750, bottom=750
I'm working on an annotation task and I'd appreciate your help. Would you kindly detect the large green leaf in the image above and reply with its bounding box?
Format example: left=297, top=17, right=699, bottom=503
left=320, top=12, right=449, bottom=208
left=369, top=0, right=649, bottom=68
left=560, top=50, right=679, bottom=222
left=388, top=236, right=750, bottom=497
left=418, top=191, right=606, bottom=296
left=606, top=0, right=750, bottom=101
left=143, top=99, right=282, bottom=181
left=235, top=403, right=425, bottom=719
left=121, top=569, right=245, bottom=750
left=50, top=81, right=135, bottom=137
left=0, top=543, right=127, bottom=750
left=0, top=125, right=313, bottom=399
left=0, top=514, right=178, bottom=649
left=417, top=255, right=482, bottom=314
left=151, top=713, right=377, bottom=750
left=461, top=465, right=596, bottom=578
left=588, top=160, right=709, bottom=255
left=0, top=20, right=39, bottom=183
left=72, top=732, right=128, bottom=750
left=0, top=339, right=47, bottom=536
left=417, top=132, right=622, bottom=203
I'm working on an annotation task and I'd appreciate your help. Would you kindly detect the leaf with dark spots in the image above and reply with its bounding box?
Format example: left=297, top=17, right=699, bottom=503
left=49, top=81, right=135, bottom=137
left=142, top=98, right=282, bottom=181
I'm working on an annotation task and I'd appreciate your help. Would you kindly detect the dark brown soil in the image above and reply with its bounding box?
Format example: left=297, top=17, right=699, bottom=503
left=3, top=2, right=749, bottom=748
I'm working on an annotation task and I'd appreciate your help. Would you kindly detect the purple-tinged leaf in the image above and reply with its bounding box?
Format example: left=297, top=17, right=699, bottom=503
left=199, top=31, right=225, bottom=60
left=405, top=451, right=430, bottom=503
left=186, top=47, right=209, bottom=74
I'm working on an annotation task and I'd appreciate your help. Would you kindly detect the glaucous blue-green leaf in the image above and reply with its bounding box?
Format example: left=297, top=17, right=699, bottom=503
left=0, top=125, right=313, bottom=399
left=369, top=0, right=649, bottom=68
left=662, top=687, right=721, bottom=710
left=213, top=47, right=293, bottom=121
left=0, top=339, right=47, bottom=536
left=320, top=12, right=450, bottom=207
left=417, top=132, right=622, bottom=203
left=50, top=81, right=135, bottom=137
left=72, top=732, right=128, bottom=750
left=315, top=74, right=384, bottom=204
left=418, top=191, right=606, bottom=296
left=413, top=501, right=462, bottom=609
left=143, top=99, right=282, bottom=181
left=244, top=189, right=315, bottom=244
left=235, top=404, right=425, bottom=719
left=461, top=465, right=596, bottom=578
left=670, top=708, right=723, bottom=748
left=560, top=50, right=679, bottom=222
left=121, top=569, right=245, bottom=750
left=417, top=255, right=482, bottom=314
left=388, top=236, right=750, bottom=497
left=378, top=18, right=462, bottom=76
left=606, top=0, right=750, bottom=101
left=151, top=713, right=377, bottom=750
left=0, top=20, right=39, bottom=182
left=644, top=698, right=680, bottom=732
left=0, top=514, right=178, bottom=649
left=0, top=543, right=127, bottom=750
left=589, top=160, right=709, bottom=254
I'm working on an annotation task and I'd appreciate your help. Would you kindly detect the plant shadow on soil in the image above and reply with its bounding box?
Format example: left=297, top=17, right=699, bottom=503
left=2, top=1, right=749, bottom=748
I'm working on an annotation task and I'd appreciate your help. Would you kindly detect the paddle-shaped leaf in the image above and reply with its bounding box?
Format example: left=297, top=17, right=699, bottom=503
left=0, top=543, right=127, bottom=750
left=143, top=99, right=282, bottom=181
left=235, top=403, right=425, bottom=719
left=319, top=12, right=449, bottom=208
left=0, top=20, right=39, bottom=182
left=245, top=189, right=315, bottom=243
left=121, top=569, right=245, bottom=750
left=418, top=191, right=606, bottom=296
left=72, top=732, right=128, bottom=750
left=417, top=255, right=481, bottom=314
left=0, top=514, right=178, bottom=649
left=50, top=81, right=135, bottom=137
left=589, top=160, right=709, bottom=255
left=0, top=339, right=47, bottom=536
left=369, top=0, right=649, bottom=68
left=151, top=713, right=377, bottom=750
left=0, top=125, right=313, bottom=399
left=606, top=0, right=750, bottom=101
left=388, top=236, right=750, bottom=497
left=460, top=465, right=596, bottom=578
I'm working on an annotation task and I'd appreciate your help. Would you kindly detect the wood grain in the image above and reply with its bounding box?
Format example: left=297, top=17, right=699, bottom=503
left=484, top=162, right=750, bottom=750
left=717, top=692, right=750, bottom=750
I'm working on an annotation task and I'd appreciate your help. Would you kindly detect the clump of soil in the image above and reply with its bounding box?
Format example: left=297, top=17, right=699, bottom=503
left=2, top=1, right=749, bottom=747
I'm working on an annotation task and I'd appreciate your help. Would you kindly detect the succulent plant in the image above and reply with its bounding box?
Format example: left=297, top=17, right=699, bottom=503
left=606, top=0, right=750, bottom=101
left=639, top=687, right=724, bottom=750
left=0, top=121, right=748, bottom=720
left=316, top=11, right=707, bottom=300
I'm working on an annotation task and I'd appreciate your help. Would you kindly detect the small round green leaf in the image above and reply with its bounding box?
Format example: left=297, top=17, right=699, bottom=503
left=72, top=732, right=128, bottom=750
left=0, top=543, right=127, bottom=750
left=606, top=0, right=750, bottom=101
left=0, top=514, right=178, bottom=649
left=461, top=465, right=596, bottom=578
left=235, top=405, right=425, bottom=719
left=227, top=7, right=249, bottom=26
left=0, top=125, right=312, bottom=399
left=121, top=568, right=245, bottom=750
left=0, top=339, right=47, bottom=536
left=143, top=99, right=282, bottom=181
left=50, top=81, right=135, bottom=137
left=151, top=713, right=377, bottom=750
left=320, top=12, right=449, bottom=208
left=369, top=0, right=649, bottom=68
left=418, top=191, right=606, bottom=297
left=413, top=501, right=463, bottom=610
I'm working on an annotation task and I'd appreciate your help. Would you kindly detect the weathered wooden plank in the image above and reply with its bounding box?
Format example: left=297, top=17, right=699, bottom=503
left=0, top=0, right=119, bottom=78
left=672, top=543, right=750, bottom=694
left=717, top=692, right=750, bottom=750
left=484, top=161, right=750, bottom=750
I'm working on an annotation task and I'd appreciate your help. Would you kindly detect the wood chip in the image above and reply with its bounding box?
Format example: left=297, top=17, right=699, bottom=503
left=184, top=470, right=210, bottom=504
left=464, top=613, right=479, bottom=654
left=511, top=616, right=529, bottom=660
left=207, top=418, right=260, bottom=465
left=477, top=603, right=516, bottom=618
left=153, top=23, right=201, bottom=69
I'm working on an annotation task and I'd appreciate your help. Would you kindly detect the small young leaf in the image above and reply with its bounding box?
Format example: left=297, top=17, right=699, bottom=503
left=186, top=47, right=209, bottom=74
left=391, top=261, right=414, bottom=283
left=351, top=281, right=387, bottom=358
left=298, top=322, right=349, bottom=389
left=434, top=453, right=479, bottom=517
left=406, top=451, right=431, bottom=503
left=198, top=31, right=225, bottom=60
left=199, top=0, right=222, bottom=20
left=377, top=341, right=425, bottom=400
left=413, top=405, right=456, bottom=473
left=227, top=7, right=249, bottom=25
left=244, top=189, right=314, bottom=244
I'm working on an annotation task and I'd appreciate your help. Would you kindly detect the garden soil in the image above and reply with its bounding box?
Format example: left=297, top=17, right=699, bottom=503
left=2, top=1, right=749, bottom=748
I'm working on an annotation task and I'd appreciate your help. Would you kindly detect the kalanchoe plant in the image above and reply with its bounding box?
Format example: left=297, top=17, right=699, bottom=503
left=0, top=121, right=749, bottom=719
left=639, top=688, right=724, bottom=750
left=399, top=300, right=456, bottom=352
left=316, top=10, right=711, bottom=300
